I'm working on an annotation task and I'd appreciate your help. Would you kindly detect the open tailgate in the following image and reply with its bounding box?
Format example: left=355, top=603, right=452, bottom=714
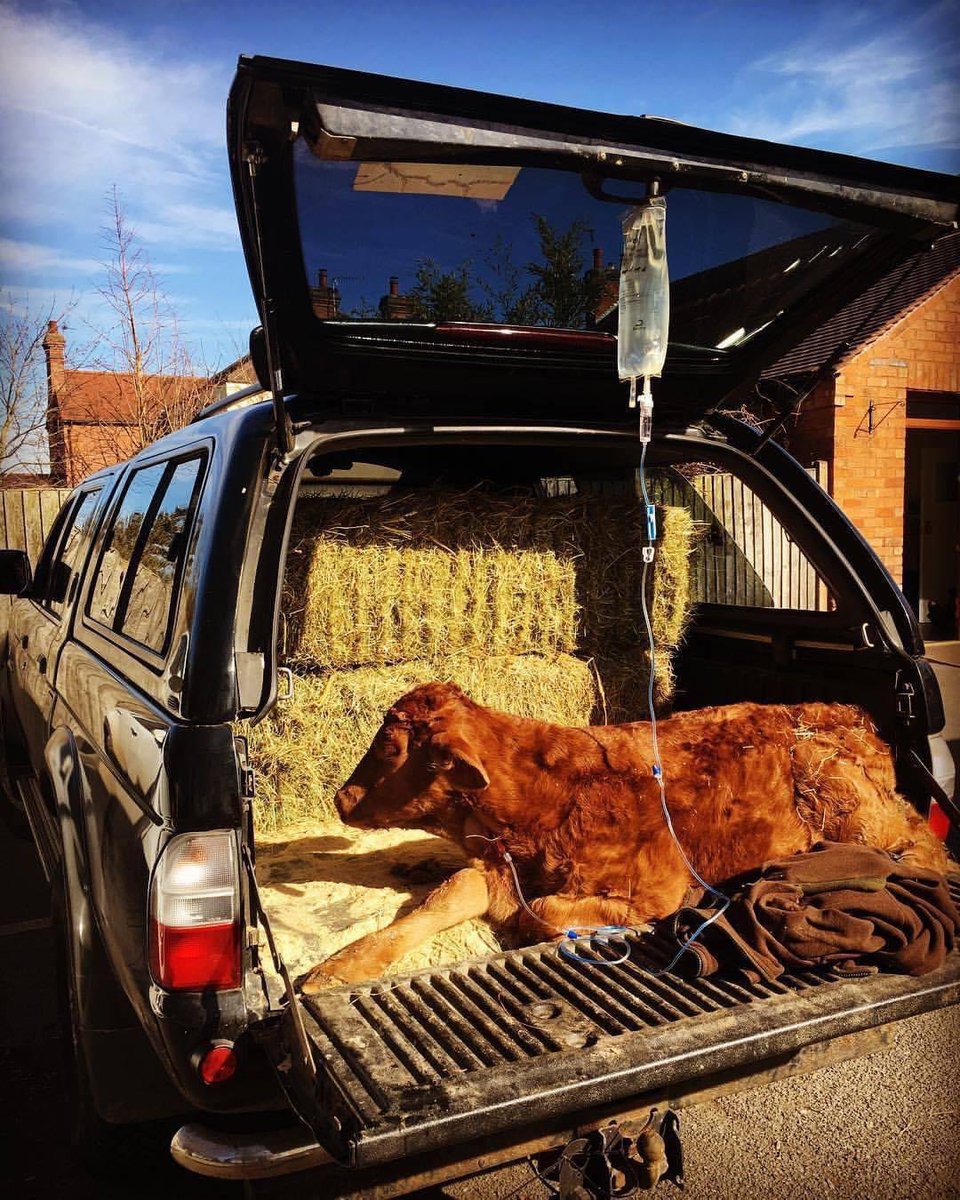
left=272, top=887, right=960, bottom=1168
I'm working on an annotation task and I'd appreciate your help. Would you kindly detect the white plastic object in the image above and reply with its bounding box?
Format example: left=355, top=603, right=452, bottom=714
left=637, top=392, right=654, bottom=442
left=151, top=831, right=238, bottom=928
left=618, top=198, right=669, bottom=404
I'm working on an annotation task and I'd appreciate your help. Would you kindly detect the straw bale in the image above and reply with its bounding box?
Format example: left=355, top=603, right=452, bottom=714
left=250, top=487, right=696, bottom=830
left=286, top=541, right=577, bottom=668
left=281, top=489, right=693, bottom=676
left=255, top=824, right=508, bottom=981
left=248, top=652, right=597, bottom=831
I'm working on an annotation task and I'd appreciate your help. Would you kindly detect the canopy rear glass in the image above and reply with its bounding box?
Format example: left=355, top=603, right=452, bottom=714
left=293, top=141, right=875, bottom=354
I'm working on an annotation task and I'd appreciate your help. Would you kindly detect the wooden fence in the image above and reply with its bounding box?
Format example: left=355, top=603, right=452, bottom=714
left=0, top=487, right=71, bottom=635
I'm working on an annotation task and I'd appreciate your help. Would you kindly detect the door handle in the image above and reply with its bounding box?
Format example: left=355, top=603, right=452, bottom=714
left=37, top=655, right=47, bottom=675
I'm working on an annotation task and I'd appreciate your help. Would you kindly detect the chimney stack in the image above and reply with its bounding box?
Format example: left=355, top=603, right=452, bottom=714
left=43, top=319, right=66, bottom=396
left=379, top=276, right=412, bottom=320
left=319, top=268, right=328, bottom=289
left=592, top=247, right=603, bottom=271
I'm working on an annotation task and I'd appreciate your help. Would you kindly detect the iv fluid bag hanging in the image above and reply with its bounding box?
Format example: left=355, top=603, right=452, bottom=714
left=617, top=198, right=669, bottom=384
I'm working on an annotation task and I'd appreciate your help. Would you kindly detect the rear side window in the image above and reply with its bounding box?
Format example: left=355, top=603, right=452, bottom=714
left=88, top=454, right=205, bottom=655
left=657, top=468, right=834, bottom=611
left=48, top=489, right=102, bottom=616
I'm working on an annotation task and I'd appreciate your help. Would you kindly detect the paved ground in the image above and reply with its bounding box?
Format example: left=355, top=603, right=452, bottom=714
left=438, top=1006, right=960, bottom=1199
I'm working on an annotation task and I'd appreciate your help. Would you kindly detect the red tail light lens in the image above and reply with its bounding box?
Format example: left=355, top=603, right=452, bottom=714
left=149, top=832, right=241, bottom=991
left=198, top=1042, right=238, bottom=1086
left=929, top=799, right=950, bottom=842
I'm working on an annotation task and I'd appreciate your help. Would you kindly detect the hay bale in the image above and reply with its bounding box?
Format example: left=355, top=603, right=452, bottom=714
left=280, top=489, right=693, bottom=677
left=286, top=542, right=578, bottom=668
left=248, top=652, right=597, bottom=831
left=250, top=487, right=696, bottom=830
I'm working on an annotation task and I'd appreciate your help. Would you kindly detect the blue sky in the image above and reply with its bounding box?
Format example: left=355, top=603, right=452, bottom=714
left=0, top=0, right=957, bottom=371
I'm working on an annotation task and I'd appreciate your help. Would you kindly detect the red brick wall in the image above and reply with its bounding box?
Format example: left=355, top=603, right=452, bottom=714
left=63, top=423, right=141, bottom=485
left=787, top=377, right=836, bottom=492
left=791, top=272, right=960, bottom=584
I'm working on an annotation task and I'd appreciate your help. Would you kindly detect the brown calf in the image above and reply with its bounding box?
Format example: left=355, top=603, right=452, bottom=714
left=301, top=683, right=947, bottom=992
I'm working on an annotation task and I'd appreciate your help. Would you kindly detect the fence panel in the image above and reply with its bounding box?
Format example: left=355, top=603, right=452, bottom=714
left=0, top=487, right=72, bottom=636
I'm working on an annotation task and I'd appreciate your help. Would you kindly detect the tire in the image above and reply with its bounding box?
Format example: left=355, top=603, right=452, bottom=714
left=51, top=881, right=170, bottom=1178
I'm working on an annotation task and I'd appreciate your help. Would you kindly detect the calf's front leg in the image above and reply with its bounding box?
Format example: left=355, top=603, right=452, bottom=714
left=300, top=867, right=490, bottom=993
left=516, top=893, right=645, bottom=940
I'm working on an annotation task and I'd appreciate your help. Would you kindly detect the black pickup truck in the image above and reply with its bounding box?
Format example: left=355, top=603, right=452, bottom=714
left=1, top=55, right=958, bottom=1195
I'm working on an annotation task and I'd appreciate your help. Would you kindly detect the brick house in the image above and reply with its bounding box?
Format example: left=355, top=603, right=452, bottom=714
left=773, top=232, right=960, bottom=636
left=206, top=351, right=260, bottom=394
left=42, top=321, right=209, bottom=486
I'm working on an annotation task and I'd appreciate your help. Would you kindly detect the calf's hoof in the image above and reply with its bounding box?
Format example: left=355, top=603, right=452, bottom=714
left=299, top=963, right=349, bottom=996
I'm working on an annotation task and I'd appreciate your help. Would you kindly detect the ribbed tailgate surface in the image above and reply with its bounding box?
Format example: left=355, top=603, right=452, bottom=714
left=298, top=887, right=960, bottom=1167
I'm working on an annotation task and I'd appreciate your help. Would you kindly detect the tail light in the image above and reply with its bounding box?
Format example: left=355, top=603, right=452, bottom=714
left=149, top=832, right=241, bottom=991
left=929, top=799, right=950, bottom=842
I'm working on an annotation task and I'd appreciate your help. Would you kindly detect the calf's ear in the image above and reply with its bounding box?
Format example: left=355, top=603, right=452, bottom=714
left=429, top=735, right=490, bottom=792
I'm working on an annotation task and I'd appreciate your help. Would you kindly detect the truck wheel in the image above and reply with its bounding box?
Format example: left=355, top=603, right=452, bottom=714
left=51, top=883, right=168, bottom=1177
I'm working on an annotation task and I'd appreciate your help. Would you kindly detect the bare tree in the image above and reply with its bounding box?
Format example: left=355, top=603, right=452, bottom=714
left=0, top=296, right=70, bottom=481
left=68, top=188, right=206, bottom=478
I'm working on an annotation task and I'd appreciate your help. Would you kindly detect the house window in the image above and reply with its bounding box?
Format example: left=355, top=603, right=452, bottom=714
left=906, top=390, right=960, bottom=424
left=87, top=453, right=205, bottom=655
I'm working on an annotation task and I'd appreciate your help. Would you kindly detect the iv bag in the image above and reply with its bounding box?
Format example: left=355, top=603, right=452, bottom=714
left=617, top=198, right=669, bottom=383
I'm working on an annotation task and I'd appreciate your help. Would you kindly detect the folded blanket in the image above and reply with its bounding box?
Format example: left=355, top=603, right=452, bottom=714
left=670, top=842, right=959, bottom=984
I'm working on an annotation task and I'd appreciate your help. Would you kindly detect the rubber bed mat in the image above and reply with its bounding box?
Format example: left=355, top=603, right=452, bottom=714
left=292, top=878, right=960, bottom=1167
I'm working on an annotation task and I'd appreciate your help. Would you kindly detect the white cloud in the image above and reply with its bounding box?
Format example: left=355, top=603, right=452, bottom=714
left=0, top=2, right=230, bottom=238
left=0, top=237, right=102, bottom=275
left=729, top=4, right=960, bottom=156
left=135, top=203, right=241, bottom=252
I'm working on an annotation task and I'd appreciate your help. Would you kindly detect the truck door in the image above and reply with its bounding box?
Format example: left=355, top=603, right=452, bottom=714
left=10, top=485, right=106, bottom=773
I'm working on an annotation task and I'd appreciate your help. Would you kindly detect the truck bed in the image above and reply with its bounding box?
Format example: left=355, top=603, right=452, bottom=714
left=280, top=876, right=960, bottom=1168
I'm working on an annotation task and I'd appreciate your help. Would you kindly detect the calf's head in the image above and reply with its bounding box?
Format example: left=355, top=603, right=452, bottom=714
left=335, top=683, right=490, bottom=835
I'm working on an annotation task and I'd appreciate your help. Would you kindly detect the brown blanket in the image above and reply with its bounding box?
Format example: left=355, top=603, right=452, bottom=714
left=671, top=842, right=959, bottom=983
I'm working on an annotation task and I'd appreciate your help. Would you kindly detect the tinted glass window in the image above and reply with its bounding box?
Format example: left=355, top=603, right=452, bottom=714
left=655, top=469, right=833, bottom=611
left=119, top=458, right=203, bottom=652
left=49, top=489, right=101, bottom=616
left=293, top=142, right=873, bottom=350
left=88, top=455, right=204, bottom=654
left=29, top=500, right=73, bottom=604
left=89, top=462, right=167, bottom=630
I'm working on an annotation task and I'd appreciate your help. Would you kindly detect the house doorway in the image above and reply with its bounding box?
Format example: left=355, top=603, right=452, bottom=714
left=904, top=392, right=960, bottom=639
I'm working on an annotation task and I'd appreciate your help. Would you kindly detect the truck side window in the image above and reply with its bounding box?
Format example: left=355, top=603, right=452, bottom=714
left=88, top=454, right=204, bottom=655
left=658, top=469, right=834, bottom=611
left=119, top=458, right=204, bottom=652
left=48, top=489, right=102, bottom=617
left=28, top=500, right=74, bottom=604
